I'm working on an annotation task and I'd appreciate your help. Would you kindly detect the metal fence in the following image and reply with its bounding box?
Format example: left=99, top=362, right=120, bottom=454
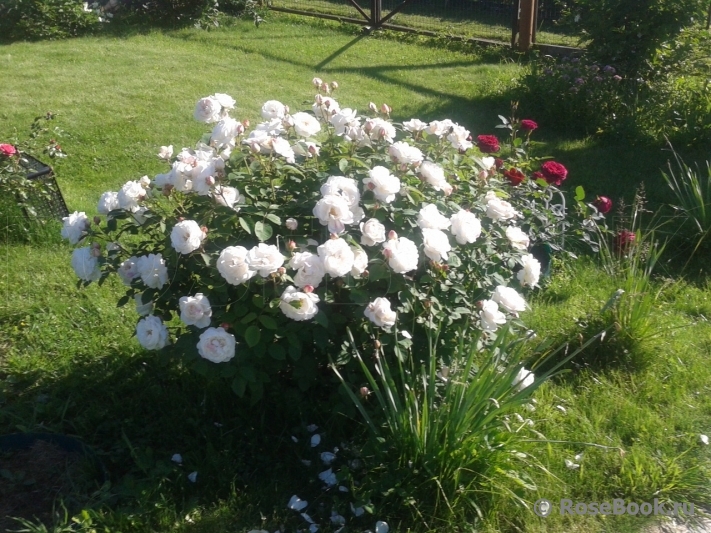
left=269, top=0, right=580, bottom=47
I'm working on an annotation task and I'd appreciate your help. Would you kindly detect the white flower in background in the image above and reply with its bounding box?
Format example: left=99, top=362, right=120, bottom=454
left=246, top=244, right=285, bottom=277
left=313, top=194, right=355, bottom=234
left=136, top=253, right=169, bottom=289
left=97, top=191, right=119, bottom=215
left=506, top=226, right=530, bottom=250
left=134, top=293, right=153, bottom=316
left=426, top=119, right=454, bottom=137
left=139, top=175, right=151, bottom=188
left=217, top=246, right=256, bottom=285
left=261, top=100, right=287, bottom=120
left=179, top=293, right=212, bottom=328
left=363, top=166, right=400, bottom=204
left=136, top=315, right=169, bottom=350
left=191, top=161, right=217, bottom=196
left=271, top=137, right=296, bottom=164
left=255, top=118, right=286, bottom=137
left=171, top=453, right=183, bottom=464
left=166, top=161, right=193, bottom=192
left=481, top=156, right=496, bottom=170
left=317, top=238, right=355, bottom=277
left=318, top=468, right=337, bottom=487
left=176, top=148, right=197, bottom=165
left=61, top=211, right=89, bottom=244
left=170, top=220, right=205, bottom=255
left=243, top=130, right=272, bottom=154
left=285, top=218, right=298, bottom=230
left=117, top=180, right=146, bottom=212
left=479, top=299, right=506, bottom=332
left=194, top=96, right=223, bottom=123
left=117, top=257, right=140, bottom=286
left=417, top=203, right=451, bottom=230
left=388, top=141, right=423, bottom=166
left=421, top=228, right=451, bottom=262
left=517, top=254, right=541, bottom=287
left=344, top=125, right=371, bottom=147
left=211, top=117, right=242, bottom=148
left=418, top=161, right=448, bottom=191
left=312, top=96, right=340, bottom=118
left=213, top=185, right=242, bottom=209
left=383, top=236, right=419, bottom=273
left=360, top=218, right=386, bottom=246
left=197, top=327, right=236, bottom=363
left=71, top=247, right=101, bottom=282
left=366, top=117, right=396, bottom=143
left=364, top=297, right=396, bottom=328
left=320, top=176, right=360, bottom=208
left=288, top=495, right=308, bottom=511
left=291, top=112, right=321, bottom=137
left=376, top=521, right=390, bottom=533
left=187, top=471, right=198, bottom=483
left=512, top=367, right=535, bottom=391
left=450, top=210, right=482, bottom=245
left=492, top=285, right=527, bottom=314
left=279, top=286, right=320, bottom=321
left=403, top=118, right=427, bottom=132
left=214, top=93, right=235, bottom=110
left=158, top=145, right=173, bottom=160
left=350, top=247, right=368, bottom=276
left=330, top=108, right=360, bottom=136
left=485, top=191, right=518, bottom=222
left=448, top=124, right=472, bottom=151
left=292, top=141, right=320, bottom=158
left=289, top=252, right=326, bottom=288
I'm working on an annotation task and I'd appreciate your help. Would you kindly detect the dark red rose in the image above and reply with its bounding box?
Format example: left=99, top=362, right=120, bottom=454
left=494, top=157, right=504, bottom=169
left=614, top=230, right=636, bottom=254
left=0, top=144, right=17, bottom=157
left=520, top=119, right=538, bottom=131
left=594, top=196, right=612, bottom=214
left=503, top=167, right=525, bottom=186
left=532, top=171, right=545, bottom=181
left=540, top=161, right=568, bottom=186
left=476, top=135, right=500, bottom=154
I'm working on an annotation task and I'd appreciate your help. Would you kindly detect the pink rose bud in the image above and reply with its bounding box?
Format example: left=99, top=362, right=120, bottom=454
left=374, top=340, right=381, bottom=349
left=178, top=217, right=185, bottom=222
left=242, top=119, right=250, bottom=129
left=284, top=105, right=290, bottom=114
left=329, top=233, right=339, bottom=240
left=286, top=240, right=296, bottom=251
left=235, top=123, right=245, bottom=135
left=383, top=248, right=392, bottom=259
left=201, top=226, right=208, bottom=234
left=205, top=176, right=215, bottom=186
left=388, top=230, right=398, bottom=240
left=285, top=218, right=298, bottom=230
left=369, top=102, right=378, bottom=113
left=220, top=322, right=230, bottom=330
left=478, top=170, right=488, bottom=181
left=315, top=94, right=323, bottom=105
left=303, top=285, right=314, bottom=293
left=162, top=184, right=174, bottom=196
left=381, top=103, right=391, bottom=115
left=277, top=267, right=286, bottom=275
left=320, top=82, right=330, bottom=94
left=360, top=386, right=370, bottom=398
left=249, top=142, right=261, bottom=154
left=330, top=81, right=339, bottom=90
left=312, top=77, right=323, bottom=87
left=324, top=98, right=331, bottom=109
left=308, top=144, right=318, bottom=155
left=93, top=216, right=101, bottom=225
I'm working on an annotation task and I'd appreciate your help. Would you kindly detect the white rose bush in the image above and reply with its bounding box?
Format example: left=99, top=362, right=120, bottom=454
left=65, top=82, right=585, bottom=399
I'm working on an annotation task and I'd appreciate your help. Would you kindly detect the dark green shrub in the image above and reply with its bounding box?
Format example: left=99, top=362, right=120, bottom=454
left=0, top=0, right=102, bottom=42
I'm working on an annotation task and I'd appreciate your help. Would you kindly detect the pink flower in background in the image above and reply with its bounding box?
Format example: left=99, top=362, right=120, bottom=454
left=520, top=119, right=538, bottom=131
left=0, top=144, right=17, bottom=157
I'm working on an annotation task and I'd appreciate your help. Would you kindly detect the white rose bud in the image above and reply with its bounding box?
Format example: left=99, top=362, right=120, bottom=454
left=286, top=218, right=298, bottom=231
left=364, top=297, right=396, bottom=329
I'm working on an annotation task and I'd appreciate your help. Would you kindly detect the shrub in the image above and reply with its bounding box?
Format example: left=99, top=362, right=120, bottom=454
left=0, top=0, right=104, bottom=42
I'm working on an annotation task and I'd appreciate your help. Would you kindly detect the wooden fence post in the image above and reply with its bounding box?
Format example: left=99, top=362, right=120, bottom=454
left=518, top=0, right=536, bottom=51
left=371, top=0, right=381, bottom=27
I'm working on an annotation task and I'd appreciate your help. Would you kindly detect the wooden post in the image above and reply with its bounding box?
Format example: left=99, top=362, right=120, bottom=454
left=371, top=0, right=381, bottom=27
left=518, top=0, right=535, bottom=51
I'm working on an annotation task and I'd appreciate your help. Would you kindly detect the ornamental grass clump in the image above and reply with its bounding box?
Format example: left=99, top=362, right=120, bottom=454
left=65, top=81, right=583, bottom=398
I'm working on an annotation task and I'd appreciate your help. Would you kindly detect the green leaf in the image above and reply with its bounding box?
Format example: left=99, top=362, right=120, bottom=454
left=254, top=221, right=273, bottom=241
left=200, top=253, right=211, bottom=266
left=575, top=185, right=586, bottom=202
left=239, top=217, right=252, bottom=234
left=259, top=315, right=278, bottom=329
left=116, top=295, right=130, bottom=307
left=252, top=294, right=265, bottom=309
left=338, top=158, right=349, bottom=173
left=314, top=311, right=329, bottom=328
left=241, top=312, right=258, bottom=324
left=231, top=376, right=247, bottom=397
left=268, top=343, right=286, bottom=360
left=245, top=325, right=261, bottom=347
left=265, top=213, right=281, bottom=225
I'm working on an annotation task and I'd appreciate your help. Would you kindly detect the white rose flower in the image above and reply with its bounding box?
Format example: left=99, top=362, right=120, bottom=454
left=481, top=156, right=496, bottom=170
left=211, top=117, right=242, bottom=148
left=426, top=119, right=454, bottom=137
left=61, top=211, right=89, bottom=244
left=247, top=243, right=285, bottom=277
left=330, top=108, right=360, bottom=136
left=261, top=100, right=287, bottom=120
left=343, top=125, right=371, bottom=148
left=417, top=203, right=451, bottom=230
left=179, top=293, right=212, bottom=328
left=317, top=238, right=355, bottom=278
left=447, top=124, right=473, bottom=151
left=512, top=367, right=535, bottom=392
left=279, top=286, right=320, bottom=322
left=360, top=218, right=386, bottom=246
left=117, top=256, right=140, bottom=286
left=506, top=226, right=530, bottom=250
left=134, top=293, right=154, bottom=316
left=217, top=246, right=256, bottom=285
left=285, top=218, right=298, bottom=231
left=350, top=247, right=368, bottom=276
left=313, top=194, right=355, bottom=234
left=291, top=112, right=321, bottom=138
left=363, top=166, right=401, bottom=204
left=289, top=252, right=326, bottom=288
left=364, top=297, right=396, bottom=329
left=171, top=220, right=206, bottom=255
left=383, top=236, right=419, bottom=273
left=492, top=286, right=527, bottom=314
left=136, top=315, right=169, bottom=350
left=191, top=160, right=217, bottom=196
left=255, top=118, right=286, bottom=137
left=402, top=118, right=428, bottom=132
left=117, top=180, right=146, bottom=212
left=71, top=247, right=101, bottom=282
left=213, top=185, right=243, bottom=210
left=485, top=191, right=519, bottom=222
left=136, top=253, right=169, bottom=289
left=418, top=161, right=448, bottom=191
left=97, top=192, right=119, bottom=215
left=312, top=96, right=340, bottom=119
left=197, top=327, right=236, bottom=363
left=271, top=137, right=296, bottom=164
left=320, top=176, right=360, bottom=208
left=139, top=175, right=151, bottom=188
left=365, top=118, right=396, bottom=143
left=158, top=145, right=174, bottom=160
left=479, top=299, right=506, bottom=332
left=213, top=93, right=235, bottom=110
left=421, top=228, right=451, bottom=262
left=517, top=254, right=541, bottom=287
left=450, top=210, right=482, bottom=245
left=194, top=96, right=222, bottom=124
left=388, top=141, right=423, bottom=166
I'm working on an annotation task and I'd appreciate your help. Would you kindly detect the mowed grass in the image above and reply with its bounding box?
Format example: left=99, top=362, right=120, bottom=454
left=1, top=14, right=711, bottom=533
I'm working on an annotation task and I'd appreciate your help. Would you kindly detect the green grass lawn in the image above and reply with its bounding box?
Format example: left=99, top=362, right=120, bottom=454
left=1, top=14, right=711, bottom=533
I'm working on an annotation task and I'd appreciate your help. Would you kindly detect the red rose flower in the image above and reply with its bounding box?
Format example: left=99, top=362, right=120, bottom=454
left=532, top=171, right=544, bottom=181
left=0, top=144, right=17, bottom=157
left=614, top=230, right=636, bottom=254
left=503, top=167, right=525, bottom=186
left=540, top=161, right=568, bottom=185
left=520, top=119, right=538, bottom=131
left=494, top=157, right=504, bottom=169
left=476, top=135, right=500, bottom=154
left=594, top=196, right=612, bottom=214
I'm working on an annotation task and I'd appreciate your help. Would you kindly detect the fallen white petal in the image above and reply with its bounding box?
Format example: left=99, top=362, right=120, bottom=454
left=351, top=503, right=365, bottom=517
left=565, top=459, right=580, bottom=470
left=701, top=434, right=709, bottom=445
left=331, top=511, right=346, bottom=525
left=309, top=525, right=319, bottom=533
left=311, top=434, right=321, bottom=447
left=301, top=512, right=315, bottom=524
left=555, top=405, right=567, bottom=414
left=301, top=459, right=312, bottom=466
left=574, top=453, right=584, bottom=461
left=171, top=453, right=183, bottom=464
left=307, top=424, right=318, bottom=432
left=338, top=485, right=349, bottom=493
left=288, top=495, right=308, bottom=511
left=291, top=436, right=299, bottom=443
left=320, top=451, right=336, bottom=465
left=318, top=468, right=337, bottom=486
left=187, top=471, right=198, bottom=482
left=375, top=521, right=389, bottom=533
left=401, top=330, right=412, bottom=339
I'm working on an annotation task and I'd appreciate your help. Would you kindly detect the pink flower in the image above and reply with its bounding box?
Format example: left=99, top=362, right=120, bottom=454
left=0, top=144, right=17, bottom=157
left=520, top=119, right=538, bottom=131
left=594, top=196, right=612, bottom=214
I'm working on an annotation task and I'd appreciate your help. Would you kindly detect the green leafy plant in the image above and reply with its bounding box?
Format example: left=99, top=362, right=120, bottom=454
left=0, top=0, right=105, bottom=42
